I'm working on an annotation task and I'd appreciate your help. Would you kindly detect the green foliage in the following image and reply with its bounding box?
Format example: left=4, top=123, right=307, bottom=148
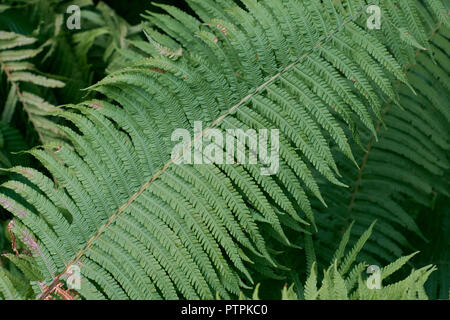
left=251, top=224, right=436, bottom=300
left=0, top=0, right=448, bottom=300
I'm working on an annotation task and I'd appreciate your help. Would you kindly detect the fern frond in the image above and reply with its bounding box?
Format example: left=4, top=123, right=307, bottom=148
left=308, top=25, right=449, bottom=298
left=0, top=0, right=447, bottom=300
left=0, top=31, right=67, bottom=144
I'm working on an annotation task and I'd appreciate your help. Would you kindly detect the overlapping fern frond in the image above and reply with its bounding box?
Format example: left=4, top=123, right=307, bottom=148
left=305, top=25, right=449, bottom=298
left=71, top=1, right=143, bottom=74
left=0, top=30, right=66, bottom=144
left=0, top=0, right=448, bottom=300
left=0, top=0, right=140, bottom=164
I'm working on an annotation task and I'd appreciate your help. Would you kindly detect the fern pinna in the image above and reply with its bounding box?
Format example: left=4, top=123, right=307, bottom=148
left=0, top=0, right=448, bottom=300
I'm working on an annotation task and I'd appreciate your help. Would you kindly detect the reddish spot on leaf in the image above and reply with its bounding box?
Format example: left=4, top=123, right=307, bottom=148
left=18, top=209, right=27, bottom=217
left=90, top=103, right=103, bottom=109
left=214, top=37, right=218, bottom=43
left=149, top=68, right=167, bottom=74
left=38, top=281, right=47, bottom=293
left=20, top=168, right=35, bottom=178
left=0, top=198, right=12, bottom=210
left=7, top=221, right=19, bottom=256
left=22, top=230, right=40, bottom=255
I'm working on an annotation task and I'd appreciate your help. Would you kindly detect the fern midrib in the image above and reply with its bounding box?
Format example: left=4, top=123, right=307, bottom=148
left=38, top=5, right=371, bottom=300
